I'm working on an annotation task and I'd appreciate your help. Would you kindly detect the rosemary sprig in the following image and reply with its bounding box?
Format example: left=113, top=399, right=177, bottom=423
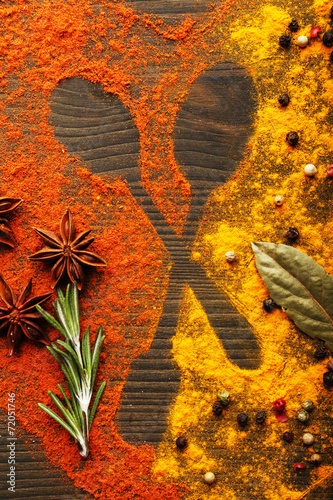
left=37, top=282, right=106, bottom=458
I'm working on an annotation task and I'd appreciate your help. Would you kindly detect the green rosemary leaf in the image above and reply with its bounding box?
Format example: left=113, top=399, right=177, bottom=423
left=58, top=384, right=76, bottom=418
left=36, top=305, right=68, bottom=338
left=91, top=327, right=105, bottom=389
left=47, top=391, right=81, bottom=433
left=88, top=381, right=106, bottom=430
left=252, top=241, right=333, bottom=351
left=46, top=345, right=62, bottom=365
left=38, top=403, right=79, bottom=441
left=82, top=326, right=91, bottom=373
left=56, top=286, right=65, bottom=302
left=64, top=284, right=77, bottom=339
left=56, top=339, right=84, bottom=377
left=71, top=282, right=80, bottom=334
left=53, top=300, right=72, bottom=338
left=68, top=384, right=84, bottom=431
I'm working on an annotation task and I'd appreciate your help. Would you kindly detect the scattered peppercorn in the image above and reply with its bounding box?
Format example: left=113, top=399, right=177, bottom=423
left=297, top=408, right=309, bottom=423
left=273, top=398, right=286, bottom=412
left=225, top=251, right=237, bottom=263
left=286, top=131, right=299, bottom=146
left=311, top=453, right=322, bottom=465
left=176, top=436, right=187, bottom=449
left=212, top=400, right=224, bottom=416
left=217, top=390, right=230, bottom=406
left=323, top=371, right=333, bottom=387
left=297, top=36, right=309, bottom=47
left=279, top=34, right=291, bottom=48
left=237, top=413, right=249, bottom=427
left=330, top=52, right=333, bottom=63
left=323, top=31, right=333, bottom=47
left=310, top=26, right=322, bottom=38
left=285, top=227, right=299, bottom=241
left=327, top=360, right=333, bottom=372
left=288, top=19, right=300, bottom=32
left=204, top=472, right=216, bottom=485
left=303, top=433, right=315, bottom=445
left=293, top=463, right=306, bottom=472
left=327, top=164, right=333, bottom=176
left=263, top=298, right=276, bottom=313
left=302, top=399, right=314, bottom=412
left=304, top=164, right=317, bottom=177
left=274, top=195, right=284, bottom=206
left=283, top=431, right=294, bottom=442
left=314, top=346, right=328, bottom=359
left=278, top=93, right=290, bottom=107
left=255, top=410, right=266, bottom=424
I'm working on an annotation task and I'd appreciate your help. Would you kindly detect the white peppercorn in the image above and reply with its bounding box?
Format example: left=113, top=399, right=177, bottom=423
left=302, top=399, right=314, bottom=412
left=297, top=408, right=309, bottom=422
left=311, top=453, right=322, bottom=464
left=225, top=251, right=237, bottom=263
left=304, top=164, right=317, bottom=176
left=297, top=35, right=308, bottom=47
left=204, top=472, right=216, bottom=484
left=274, top=195, right=284, bottom=206
left=303, top=433, right=315, bottom=445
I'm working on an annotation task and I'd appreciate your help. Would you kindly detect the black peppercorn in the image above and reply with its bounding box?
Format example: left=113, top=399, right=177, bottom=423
left=314, top=346, right=328, bottom=359
left=327, top=360, right=333, bottom=372
left=176, top=436, right=187, bottom=449
left=278, top=93, right=290, bottom=107
left=288, top=19, right=300, bottom=32
left=323, top=371, right=333, bottom=387
left=279, top=34, right=291, bottom=48
left=330, top=52, right=333, bottom=63
left=212, top=401, right=224, bottom=416
left=323, top=31, right=333, bottom=47
left=263, top=298, right=276, bottom=313
left=283, top=431, right=294, bottom=442
left=285, top=227, right=299, bottom=241
left=237, top=413, right=249, bottom=427
left=286, top=131, right=299, bottom=146
left=255, top=410, right=266, bottom=424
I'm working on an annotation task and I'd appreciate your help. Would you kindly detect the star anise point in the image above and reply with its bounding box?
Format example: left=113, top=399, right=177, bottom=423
left=29, top=210, right=106, bottom=289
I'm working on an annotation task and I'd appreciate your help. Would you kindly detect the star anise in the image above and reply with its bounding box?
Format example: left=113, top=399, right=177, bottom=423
left=29, top=209, right=107, bottom=290
left=0, top=274, right=52, bottom=356
left=0, top=197, right=23, bottom=247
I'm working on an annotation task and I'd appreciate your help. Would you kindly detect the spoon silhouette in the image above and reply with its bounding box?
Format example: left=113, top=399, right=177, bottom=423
left=50, top=63, right=259, bottom=445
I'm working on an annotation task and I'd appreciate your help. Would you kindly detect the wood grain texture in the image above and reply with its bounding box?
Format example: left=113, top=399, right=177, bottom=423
left=0, top=409, right=91, bottom=499
left=127, top=0, right=212, bottom=21
left=49, top=63, right=259, bottom=445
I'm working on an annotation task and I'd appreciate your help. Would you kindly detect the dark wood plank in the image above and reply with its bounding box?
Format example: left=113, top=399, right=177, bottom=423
left=0, top=409, right=92, bottom=500
left=49, top=64, right=259, bottom=445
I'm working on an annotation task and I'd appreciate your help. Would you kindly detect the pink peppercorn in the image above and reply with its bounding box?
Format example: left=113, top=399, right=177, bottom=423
left=273, top=398, right=286, bottom=412
left=327, top=165, right=333, bottom=177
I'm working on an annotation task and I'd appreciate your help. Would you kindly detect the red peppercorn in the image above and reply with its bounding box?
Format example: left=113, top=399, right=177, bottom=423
left=327, top=165, right=333, bottom=177
left=283, top=431, right=294, bottom=442
left=273, top=398, right=286, bottom=412
left=293, top=463, right=306, bottom=472
left=310, top=26, right=322, bottom=38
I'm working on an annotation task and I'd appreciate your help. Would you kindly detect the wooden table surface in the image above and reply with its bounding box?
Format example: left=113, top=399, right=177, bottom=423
left=1, top=0, right=333, bottom=498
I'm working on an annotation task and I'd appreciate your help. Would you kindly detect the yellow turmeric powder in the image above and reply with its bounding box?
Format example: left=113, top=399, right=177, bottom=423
left=153, top=1, right=333, bottom=498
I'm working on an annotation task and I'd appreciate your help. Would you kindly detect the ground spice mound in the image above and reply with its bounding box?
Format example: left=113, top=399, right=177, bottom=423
left=0, top=0, right=245, bottom=499
left=153, top=1, right=333, bottom=499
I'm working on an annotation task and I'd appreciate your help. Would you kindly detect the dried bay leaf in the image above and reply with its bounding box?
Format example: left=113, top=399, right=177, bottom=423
left=251, top=242, right=333, bottom=352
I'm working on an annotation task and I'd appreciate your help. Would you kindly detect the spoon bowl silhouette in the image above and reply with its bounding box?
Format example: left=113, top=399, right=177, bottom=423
left=50, top=63, right=259, bottom=444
